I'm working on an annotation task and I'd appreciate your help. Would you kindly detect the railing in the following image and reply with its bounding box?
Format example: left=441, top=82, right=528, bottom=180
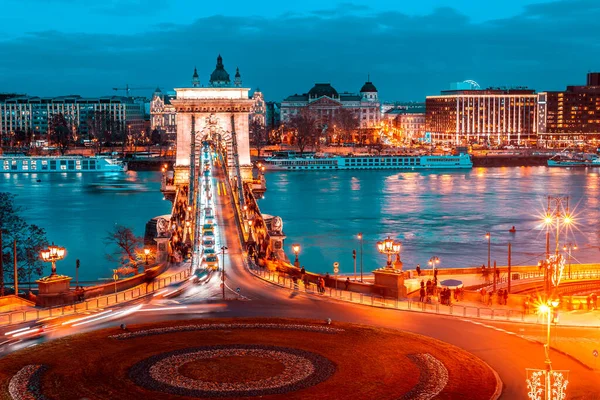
left=246, top=260, right=527, bottom=323
left=0, top=269, right=191, bottom=327
left=478, top=269, right=600, bottom=292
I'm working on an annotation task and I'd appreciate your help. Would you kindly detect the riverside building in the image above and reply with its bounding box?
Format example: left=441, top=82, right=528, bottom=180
left=0, top=95, right=145, bottom=141
left=537, top=72, right=600, bottom=146
left=280, top=81, right=381, bottom=129
left=426, top=88, right=537, bottom=146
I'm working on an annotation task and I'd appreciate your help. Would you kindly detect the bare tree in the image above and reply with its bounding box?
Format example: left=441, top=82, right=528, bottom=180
left=249, top=118, right=269, bottom=158
left=48, top=113, right=72, bottom=155
left=334, top=108, right=359, bottom=145
left=104, top=225, right=143, bottom=273
left=288, top=110, right=319, bottom=156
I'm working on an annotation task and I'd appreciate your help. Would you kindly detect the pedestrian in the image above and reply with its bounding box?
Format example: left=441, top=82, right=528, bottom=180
left=524, top=297, right=530, bottom=314
left=416, top=264, right=421, bottom=276
left=303, top=275, right=310, bottom=291
left=487, top=290, right=493, bottom=306
left=325, top=272, right=330, bottom=287
left=496, top=269, right=500, bottom=280
left=593, top=293, right=598, bottom=310
left=419, top=287, right=425, bottom=302
left=345, top=277, right=350, bottom=291
left=480, top=287, right=487, bottom=303
left=587, top=295, right=592, bottom=310
left=300, top=266, right=306, bottom=277
left=503, top=289, right=508, bottom=306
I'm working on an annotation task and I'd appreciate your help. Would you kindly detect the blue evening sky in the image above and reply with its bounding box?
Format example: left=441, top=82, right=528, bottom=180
left=0, top=0, right=598, bottom=101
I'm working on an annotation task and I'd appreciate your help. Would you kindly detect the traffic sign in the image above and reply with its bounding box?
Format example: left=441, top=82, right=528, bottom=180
left=333, top=262, right=339, bottom=274
left=593, top=349, right=598, bottom=358
left=236, top=287, right=241, bottom=293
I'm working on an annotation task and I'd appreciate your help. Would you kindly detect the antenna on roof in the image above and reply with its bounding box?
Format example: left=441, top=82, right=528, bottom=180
left=368, top=73, right=370, bottom=82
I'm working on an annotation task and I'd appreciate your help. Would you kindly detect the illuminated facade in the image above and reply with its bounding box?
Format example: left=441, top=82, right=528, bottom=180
left=150, top=87, right=177, bottom=139
left=537, top=72, right=600, bottom=145
left=426, top=89, right=537, bottom=145
left=0, top=95, right=145, bottom=141
left=281, top=81, right=380, bottom=129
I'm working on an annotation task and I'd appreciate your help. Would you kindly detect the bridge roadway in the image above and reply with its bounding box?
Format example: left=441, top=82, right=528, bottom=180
left=1, top=152, right=599, bottom=399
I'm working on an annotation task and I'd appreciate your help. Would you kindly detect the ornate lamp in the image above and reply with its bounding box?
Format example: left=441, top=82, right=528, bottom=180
left=40, top=243, right=66, bottom=276
left=376, top=236, right=401, bottom=269
left=292, top=244, right=301, bottom=267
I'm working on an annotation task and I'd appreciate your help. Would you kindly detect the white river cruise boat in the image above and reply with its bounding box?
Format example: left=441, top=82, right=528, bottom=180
left=263, top=153, right=473, bottom=171
left=0, top=155, right=127, bottom=173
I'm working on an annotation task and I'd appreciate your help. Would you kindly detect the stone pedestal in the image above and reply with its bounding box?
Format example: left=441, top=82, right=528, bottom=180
left=35, top=275, right=73, bottom=307
left=373, top=269, right=407, bottom=298
left=154, top=237, right=170, bottom=263
left=268, top=232, right=287, bottom=261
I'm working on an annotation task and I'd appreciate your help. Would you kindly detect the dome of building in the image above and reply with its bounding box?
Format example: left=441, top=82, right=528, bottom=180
left=360, top=81, right=378, bottom=93
left=308, top=83, right=339, bottom=98
left=209, top=55, right=230, bottom=86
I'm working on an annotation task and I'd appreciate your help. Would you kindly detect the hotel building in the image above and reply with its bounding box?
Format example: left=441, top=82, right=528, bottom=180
left=537, top=72, right=600, bottom=146
left=426, top=88, right=537, bottom=145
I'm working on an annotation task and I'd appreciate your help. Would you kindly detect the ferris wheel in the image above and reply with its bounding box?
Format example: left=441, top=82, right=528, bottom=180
left=463, top=80, right=481, bottom=89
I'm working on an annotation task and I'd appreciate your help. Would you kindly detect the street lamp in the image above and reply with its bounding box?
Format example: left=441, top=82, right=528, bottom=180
left=144, top=248, right=150, bottom=265
left=485, top=232, right=491, bottom=270
left=376, top=236, right=401, bottom=269
left=527, top=296, right=568, bottom=400
left=221, top=246, right=228, bottom=300
left=292, top=244, right=300, bottom=268
left=428, top=256, right=440, bottom=269
left=40, top=243, right=66, bottom=277
left=562, top=243, right=577, bottom=280
left=357, top=233, right=363, bottom=282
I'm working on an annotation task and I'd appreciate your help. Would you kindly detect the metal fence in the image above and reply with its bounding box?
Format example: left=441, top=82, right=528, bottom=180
left=247, top=261, right=527, bottom=323
left=0, top=269, right=191, bottom=327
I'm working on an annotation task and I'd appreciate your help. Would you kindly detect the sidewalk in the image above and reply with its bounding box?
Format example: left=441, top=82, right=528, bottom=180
left=248, top=264, right=600, bottom=328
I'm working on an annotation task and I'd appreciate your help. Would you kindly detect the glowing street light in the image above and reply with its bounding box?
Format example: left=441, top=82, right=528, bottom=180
left=40, top=243, right=66, bottom=276
left=428, top=256, right=440, bottom=269
left=292, top=244, right=301, bottom=268
left=144, top=248, right=150, bottom=266
left=376, top=236, right=401, bottom=269
left=485, top=232, right=491, bottom=270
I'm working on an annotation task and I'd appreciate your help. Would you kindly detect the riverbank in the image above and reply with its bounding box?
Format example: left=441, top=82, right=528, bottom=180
left=126, top=158, right=174, bottom=171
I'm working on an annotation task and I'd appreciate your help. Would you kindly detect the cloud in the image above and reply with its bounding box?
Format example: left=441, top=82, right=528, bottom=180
left=0, top=0, right=598, bottom=101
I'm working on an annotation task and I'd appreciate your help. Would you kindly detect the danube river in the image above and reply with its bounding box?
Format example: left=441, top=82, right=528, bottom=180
left=0, top=172, right=171, bottom=282
left=259, top=167, right=600, bottom=276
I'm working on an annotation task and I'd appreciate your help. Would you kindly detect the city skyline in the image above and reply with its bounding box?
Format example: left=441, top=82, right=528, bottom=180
left=1, top=0, right=599, bottom=101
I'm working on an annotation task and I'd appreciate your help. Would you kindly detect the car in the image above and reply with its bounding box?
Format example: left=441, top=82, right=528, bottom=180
left=202, top=238, right=215, bottom=249
left=202, top=224, right=214, bottom=234
left=203, top=255, right=219, bottom=270
left=203, top=230, right=215, bottom=239
left=203, top=247, right=216, bottom=257
left=203, top=170, right=210, bottom=177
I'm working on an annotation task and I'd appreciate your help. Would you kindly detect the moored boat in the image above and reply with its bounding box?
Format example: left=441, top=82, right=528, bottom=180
left=262, top=153, right=473, bottom=171
left=0, top=155, right=127, bottom=173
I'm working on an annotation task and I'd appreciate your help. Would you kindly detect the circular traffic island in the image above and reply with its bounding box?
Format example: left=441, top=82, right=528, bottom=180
left=0, top=318, right=499, bottom=400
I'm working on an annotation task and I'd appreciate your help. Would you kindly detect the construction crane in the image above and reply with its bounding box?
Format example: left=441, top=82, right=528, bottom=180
left=112, top=84, right=154, bottom=97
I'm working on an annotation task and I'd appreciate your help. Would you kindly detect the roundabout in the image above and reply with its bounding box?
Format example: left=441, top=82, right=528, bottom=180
left=0, top=318, right=499, bottom=400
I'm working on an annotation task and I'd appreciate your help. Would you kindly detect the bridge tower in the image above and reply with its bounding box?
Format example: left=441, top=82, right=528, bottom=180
left=170, top=56, right=254, bottom=186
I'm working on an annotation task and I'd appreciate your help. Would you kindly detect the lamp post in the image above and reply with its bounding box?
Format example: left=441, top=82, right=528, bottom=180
left=376, top=236, right=402, bottom=269
left=563, top=243, right=577, bottom=280
left=221, top=246, right=228, bottom=300
left=357, top=233, right=363, bottom=282
left=428, top=256, right=440, bottom=271
left=292, top=244, right=300, bottom=268
left=527, top=266, right=568, bottom=400
left=144, top=248, right=150, bottom=266
left=40, top=243, right=66, bottom=277
left=485, top=232, right=491, bottom=270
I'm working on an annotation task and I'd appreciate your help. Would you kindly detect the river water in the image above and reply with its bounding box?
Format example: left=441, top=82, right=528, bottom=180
left=0, top=172, right=171, bottom=281
left=259, top=167, right=600, bottom=276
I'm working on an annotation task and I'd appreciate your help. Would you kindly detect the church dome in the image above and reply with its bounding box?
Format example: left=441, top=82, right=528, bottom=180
left=209, top=55, right=230, bottom=86
left=360, top=81, right=378, bottom=93
left=308, top=83, right=338, bottom=98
